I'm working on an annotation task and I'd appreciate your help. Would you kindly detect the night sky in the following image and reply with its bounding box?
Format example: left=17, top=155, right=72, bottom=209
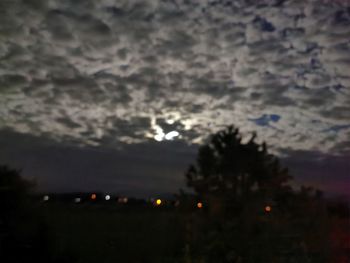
left=0, top=0, right=349, bottom=198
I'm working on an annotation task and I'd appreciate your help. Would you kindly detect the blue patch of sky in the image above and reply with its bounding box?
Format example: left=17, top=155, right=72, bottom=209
left=105, top=6, right=124, bottom=16
left=334, top=9, right=350, bottom=25
left=248, top=114, right=281, bottom=127
left=253, top=16, right=275, bottom=32
left=272, top=0, right=287, bottom=7
left=292, top=85, right=308, bottom=91
left=305, top=42, right=319, bottom=53
left=310, top=58, right=322, bottom=69
left=323, top=124, right=350, bottom=133
left=332, top=84, right=346, bottom=93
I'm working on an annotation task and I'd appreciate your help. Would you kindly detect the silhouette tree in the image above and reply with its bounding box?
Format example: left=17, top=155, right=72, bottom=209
left=0, top=164, right=78, bottom=263
left=0, top=165, right=32, bottom=217
left=184, top=126, right=330, bottom=263
left=185, top=125, right=291, bottom=211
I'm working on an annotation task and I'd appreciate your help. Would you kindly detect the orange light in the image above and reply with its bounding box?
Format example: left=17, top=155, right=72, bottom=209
left=91, top=194, right=96, bottom=200
left=265, top=205, right=272, bottom=212
left=156, top=199, right=162, bottom=206
left=197, top=202, right=203, bottom=209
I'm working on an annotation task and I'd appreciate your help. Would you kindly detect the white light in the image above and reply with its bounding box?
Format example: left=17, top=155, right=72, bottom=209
left=165, top=131, right=179, bottom=140
left=154, top=134, right=164, bottom=141
left=105, top=195, right=111, bottom=201
left=166, top=119, right=175, bottom=124
left=43, top=195, right=49, bottom=201
left=182, top=119, right=193, bottom=130
left=74, top=197, right=81, bottom=203
left=151, top=116, right=167, bottom=142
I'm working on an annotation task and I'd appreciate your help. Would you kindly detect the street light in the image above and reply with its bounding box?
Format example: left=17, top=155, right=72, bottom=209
left=264, top=205, right=272, bottom=213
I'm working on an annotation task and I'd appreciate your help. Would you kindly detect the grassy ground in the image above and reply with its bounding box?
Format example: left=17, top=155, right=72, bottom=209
left=42, top=204, right=187, bottom=263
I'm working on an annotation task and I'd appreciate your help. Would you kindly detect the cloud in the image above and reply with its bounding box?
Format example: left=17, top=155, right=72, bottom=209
left=0, top=0, right=349, bottom=155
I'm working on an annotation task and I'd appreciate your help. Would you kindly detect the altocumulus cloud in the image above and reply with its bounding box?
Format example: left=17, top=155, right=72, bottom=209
left=0, top=0, right=349, bottom=196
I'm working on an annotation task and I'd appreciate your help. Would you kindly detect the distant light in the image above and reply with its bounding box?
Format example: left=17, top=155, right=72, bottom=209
left=118, top=197, right=128, bottom=203
left=265, top=205, right=272, bottom=212
left=165, top=131, right=179, bottom=140
left=156, top=199, right=162, bottom=206
left=174, top=200, right=180, bottom=207
left=43, top=195, right=49, bottom=201
left=105, top=195, right=111, bottom=201
left=197, top=202, right=203, bottom=209
left=91, top=194, right=96, bottom=200
left=117, top=197, right=123, bottom=203
left=74, top=197, right=81, bottom=203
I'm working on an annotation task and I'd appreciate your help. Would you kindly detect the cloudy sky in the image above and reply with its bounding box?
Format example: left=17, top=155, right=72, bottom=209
left=0, top=0, right=349, bottom=198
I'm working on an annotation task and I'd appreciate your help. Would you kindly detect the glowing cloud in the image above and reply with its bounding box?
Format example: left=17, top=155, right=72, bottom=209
left=165, top=131, right=180, bottom=140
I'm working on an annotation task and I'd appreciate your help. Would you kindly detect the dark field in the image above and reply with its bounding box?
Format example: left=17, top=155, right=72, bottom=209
left=42, top=205, right=186, bottom=263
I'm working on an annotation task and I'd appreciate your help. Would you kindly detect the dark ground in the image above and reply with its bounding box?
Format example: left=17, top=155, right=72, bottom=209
left=42, top=204, right=186, bottom=263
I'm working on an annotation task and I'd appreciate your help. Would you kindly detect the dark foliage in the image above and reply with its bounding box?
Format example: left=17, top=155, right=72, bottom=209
left=0, top=164, right=78, bottom=263
left=184, top=126, right=331, bottom=263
